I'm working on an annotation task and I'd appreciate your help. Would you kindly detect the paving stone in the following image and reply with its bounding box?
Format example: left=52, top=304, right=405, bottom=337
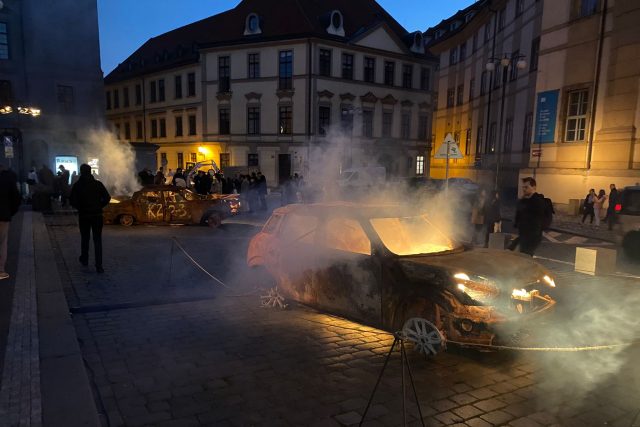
left=450, top=392, right=478, bottom=406
left=452, top=404, right=484, bottom=420
left=334, top=411, right=362, bottom=426
left=481, top=410, right=516, bottom=426
left=474, top=398, right=508, bottom=412
left=434, top=411, right=464, bottom=425
left=466, top=417, right=493, bottom=427
left=431, top=399, right=458, bottom=413
left=508, top=417, right=542, bottom=427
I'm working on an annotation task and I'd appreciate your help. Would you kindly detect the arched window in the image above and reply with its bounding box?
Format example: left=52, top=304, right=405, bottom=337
left=327, top=10, right=345, bottom=37
left=244, top=13, right=262, bottom=35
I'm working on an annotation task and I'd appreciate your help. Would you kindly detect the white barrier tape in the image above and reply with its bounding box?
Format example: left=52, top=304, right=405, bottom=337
left=446, top=339, right=639, bottom=352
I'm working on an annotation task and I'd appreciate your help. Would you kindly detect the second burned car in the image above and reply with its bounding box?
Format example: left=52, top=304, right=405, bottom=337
left=247, top=203, right=557, bottom=354
left=104, top=185, right=239, bottom=227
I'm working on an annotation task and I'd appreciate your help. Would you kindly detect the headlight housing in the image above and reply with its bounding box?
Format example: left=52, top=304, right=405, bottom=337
left=452, top=272, right=499, bottom=305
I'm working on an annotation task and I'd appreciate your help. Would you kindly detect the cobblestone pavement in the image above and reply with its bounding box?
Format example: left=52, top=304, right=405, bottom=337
left=46, top=215, right=640, bottom=427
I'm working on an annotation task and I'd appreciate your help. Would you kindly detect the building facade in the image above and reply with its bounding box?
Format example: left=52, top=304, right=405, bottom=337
left=520, top=0, right=640, bottom=203
left=0, top=0, right=104, bottom=180
left=104, top=0, right=437, bottom=186
left=425, top=0, right=542, bottom=196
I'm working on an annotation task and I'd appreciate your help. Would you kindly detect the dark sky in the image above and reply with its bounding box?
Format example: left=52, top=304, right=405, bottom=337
left=97, top=0, right=475, bottom=75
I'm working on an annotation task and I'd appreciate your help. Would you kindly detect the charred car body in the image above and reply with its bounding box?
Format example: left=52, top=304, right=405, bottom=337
left=247, top=203, right=556, bottom=351
left=104, top=185, right=239, bottom=227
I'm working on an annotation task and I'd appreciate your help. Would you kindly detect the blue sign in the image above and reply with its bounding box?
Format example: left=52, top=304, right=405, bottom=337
left=534, top=90, right=559, bottom=144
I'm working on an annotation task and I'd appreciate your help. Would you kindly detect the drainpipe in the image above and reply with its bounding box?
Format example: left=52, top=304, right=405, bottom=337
left=585, top=0, right=607, bottom=170
left=142, top=76, right=147, bottom=143
left=306, top=39, right=312, bottom=176
left=483, top=6, right=498, bottom=184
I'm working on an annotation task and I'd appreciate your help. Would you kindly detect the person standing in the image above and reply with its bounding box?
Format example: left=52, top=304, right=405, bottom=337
left=509, top=177, right=545, bottom=256
left=593, top=189, right=607, bottom=227
left=470, top=189, right=487, bottom=246
left=0, top=164, right=21, bottom=280
left=604, top=184, right=618, bottom=230
left=154, top=167, right=165, bottom=185
left=70, top=164, right=111, bottom=273
left=484, top=190, right=502, bottom=247
left=581, top=189, right=596, bottom=224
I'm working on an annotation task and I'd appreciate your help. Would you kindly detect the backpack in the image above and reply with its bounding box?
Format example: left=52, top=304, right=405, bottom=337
left=542, top=196, right=555, bottom=230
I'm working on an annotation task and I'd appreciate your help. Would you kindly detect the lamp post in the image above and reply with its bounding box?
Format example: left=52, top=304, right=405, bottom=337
left=485, top=54, right=526, bottom=191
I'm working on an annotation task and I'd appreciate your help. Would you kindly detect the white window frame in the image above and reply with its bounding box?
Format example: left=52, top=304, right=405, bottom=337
left=565, top=89, right=588, bottom=142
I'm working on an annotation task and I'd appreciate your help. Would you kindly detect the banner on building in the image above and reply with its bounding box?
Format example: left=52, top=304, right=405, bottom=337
left=534, top=90, right=559, bottom=144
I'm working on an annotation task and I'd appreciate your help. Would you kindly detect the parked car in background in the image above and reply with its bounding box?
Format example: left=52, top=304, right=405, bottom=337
left=247, top=203, right=557, bottom=354
left=104, top=185, right=239, bottom=228
left=615, top=185, right=640, bottom=261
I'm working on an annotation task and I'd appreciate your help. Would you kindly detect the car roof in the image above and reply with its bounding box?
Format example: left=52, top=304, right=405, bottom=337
left=272, top=202, right=416, bottom=218
left=139, top=185, right=193, bottom=191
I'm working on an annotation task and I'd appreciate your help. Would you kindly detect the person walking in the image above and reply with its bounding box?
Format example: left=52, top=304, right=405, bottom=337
left=0, top=163, right=21, bottom=280
left=509, top=177, right=545, bottom=256
left=593, top=189, right=607, bottom=227
left=604, top=184, right=618, bottom=230
left=470, top=189, right=487, bottom=246
left=484, top=190, right=502, bottom=247
left=70, top=164, right=111, bottom=273
left=581, top=189, right=596, bottom=224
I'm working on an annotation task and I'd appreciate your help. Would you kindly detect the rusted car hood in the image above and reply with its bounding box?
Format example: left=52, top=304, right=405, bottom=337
left=399, top=248, right=549, bottom=291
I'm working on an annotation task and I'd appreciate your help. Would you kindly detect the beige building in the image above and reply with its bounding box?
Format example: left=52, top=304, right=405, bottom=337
left=520, top=0, right=640, bottom=204
left=104, top=0, right=436, bottom=186
left=425, top=0, right=542, bottom=196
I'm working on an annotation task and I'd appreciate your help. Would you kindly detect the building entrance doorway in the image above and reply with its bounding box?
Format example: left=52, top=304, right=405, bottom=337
left=278, top=154, right=291, bottom=186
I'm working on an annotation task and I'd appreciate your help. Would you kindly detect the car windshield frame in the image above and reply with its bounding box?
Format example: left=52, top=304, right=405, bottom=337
left=369, top=214, right=462, bottom=257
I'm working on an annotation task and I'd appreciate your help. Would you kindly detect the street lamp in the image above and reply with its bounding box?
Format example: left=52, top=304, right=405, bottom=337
left=485, top=53, right=527, bottom=190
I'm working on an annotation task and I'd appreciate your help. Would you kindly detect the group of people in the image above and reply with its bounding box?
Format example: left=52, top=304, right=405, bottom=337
left=581, top=184, right=618, bottom=230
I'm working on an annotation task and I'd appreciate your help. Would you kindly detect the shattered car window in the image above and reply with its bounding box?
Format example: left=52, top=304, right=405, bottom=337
left=182, top=190, right=197, bottom=201
left=263, top=215, right=282, bottom=234
left=280, top=214, right=318, bottom=244
left=142, top=191, right=162, bottom=204
left=370, top=215, right=455, bottom=256
left=325, top=218, right=371, bottom=255
left=164, top=191, right=185, bottom=203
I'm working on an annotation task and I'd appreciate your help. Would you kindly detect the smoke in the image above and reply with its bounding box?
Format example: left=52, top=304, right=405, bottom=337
left=77, top=128, right=141, bottom=195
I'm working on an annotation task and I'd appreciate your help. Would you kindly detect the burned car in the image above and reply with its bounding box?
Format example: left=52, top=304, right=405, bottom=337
left=104, top=185, right=239, bottom=227
left=247, top=203, right=556, bottom=353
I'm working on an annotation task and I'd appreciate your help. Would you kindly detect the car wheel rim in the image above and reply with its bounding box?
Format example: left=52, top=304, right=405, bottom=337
left=120, top=215, right=133, bottom=226
left=402, top=317, right=444, bottom=356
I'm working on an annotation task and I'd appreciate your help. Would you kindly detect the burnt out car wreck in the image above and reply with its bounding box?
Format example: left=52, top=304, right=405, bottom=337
left=104, top=185, right=239, bottom=228
left=247, top=203, right=557, bottom=354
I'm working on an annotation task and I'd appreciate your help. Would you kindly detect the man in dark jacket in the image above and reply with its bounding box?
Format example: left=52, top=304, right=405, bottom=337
left=70, top=164, right=111, bottom=273
left=604, top=183, right=618, bottom=230
left=510, top=176, right=545, bottom=256
left=0, top=164, right=21, bottom=280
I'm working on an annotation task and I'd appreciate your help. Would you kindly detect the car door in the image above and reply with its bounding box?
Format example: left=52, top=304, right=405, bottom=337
left=163, top=190, right=191, bottom=223
left=136, top=190, right=165, bottom=223
left=313, top=216, right=382, bottom=325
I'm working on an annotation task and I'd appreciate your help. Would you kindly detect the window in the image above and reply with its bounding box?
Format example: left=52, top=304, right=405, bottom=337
left=464, top=128, right=472, bottom=155
left=449, top=47, right=458, bottom=66
left=325, top=218, right=371, bottom=255
left=472, top=32, right=479, bottom=52
left=480, top=70, right=487, bottom=95
left=418, top=115, right=428, bottom=140
left=247, top=107, right=260, bottom=135
left=190, top=153, right=197, bottom=163
left=124, top=122, right=131, bottom=140
left=364, top=57, right=375, bottom=83
left=384, top=61, right=395, bottom=86
left=149, top=81, right=157, bottom=103
left=0, top=23, right=9, bottom=59
left=248, top=53, right=260, bottom=79
left=341, top=107, right=353, bottom=133
left=135, top=84, right=142, bottom=105
left=510, top=50, right=520, bottom=81
left=218, top=56, right=230, bottom=92
left=530, top=37, right=540, bottom=72
left=219, top=108, right=230, bottom=135
left=175, top=116, right=183, bottom=137
left=123, top=87, right=129, bottom=107
left=158, top=79, right=165, bottom=102
left=382, top=111, right=393, bottom=138
left=446, top=88, right=455, bottom=108
left=177, top=152, right=184, bottom=169
left=279, top=106, right=292, bottom=134
left=498, top=8, right=506, bottom=31
left=580, top=0, right=598, bottom=17
left=362, top=110, right=373, bottom=138
left=456, top=84, right=464, bottom=106
left=175, top=75, right=182, bottom=99
left=0, top=80, right=10, bottom=104
left=459, top=42, right=467, bottom=61
left=151, top=119, right=158, bottom=138
left=565, top=89, right=588, bottom=142
left=516, top=0, right=525, bottom=15
left=484, top=21, right=492, bottom=42
left=342, top=53, right=354, bottom=80
left=454, top=132, right=461, bottom=146
left=188, top=115, right=196, bottom=135
left=493, top=67, right=501, bottom=90
left=248, top=153, right=259, bottom=167
left=187, top=72, right=196, bottom=96
left=279, top=50, right=293, bottom=89
left=523, top=112, right=533, bottom=152
left=401, top=113, right=411, bottom=139
left=416, top=155, right=425, bottom=175
left=114, top=124, right=121, bottom=139
left=420, top=68, right=430, bottom=91
left=487, top=122, right=497, bottom=153
left=318, top=106, right=330, bottom=136
left=503, top=118, right=513, bottom=152
left=402, top=65, right=413, bottom=89
left=476, top=126, right=483, bottom=155
left=57, top=85, right=74, bottom=112
left=136, top=121, right=143, bottom=139
left=469, top=78, right=475, bottom=101
left=160, top=152, right=167, bottom=167
left=159, top=118, right=166, bottom=138
left=113, top=89, right=119, bottom=109
left=220, top=153, right=231, bottom=169
left=281, top=214, right=317, bottom=244
left=319, top=49, right=331, bottom=77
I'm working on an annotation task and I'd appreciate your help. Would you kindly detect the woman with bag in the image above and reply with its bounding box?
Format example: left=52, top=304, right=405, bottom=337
left=593, top=189, right=607, bottom=227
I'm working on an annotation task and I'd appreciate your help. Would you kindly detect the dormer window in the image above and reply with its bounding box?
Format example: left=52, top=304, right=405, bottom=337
left=450, top=21, right=461, bottom=31
left=465, top=12, right=475, bottom=22
left=327, top=10, right=345, bottom=37
left=410, top=31, right=425, bottom=54
left=244, top=13, right=262, bottom=36
left=435, top=29, right=445, bottom=39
